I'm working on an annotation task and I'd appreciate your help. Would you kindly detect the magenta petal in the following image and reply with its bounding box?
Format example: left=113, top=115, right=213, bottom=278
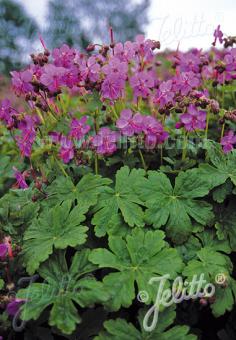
left=120, top=109, right=132, bottom=120
left=0, top=243, right=8, bottom=257
left=180, top=114, right=192, bottom=124
left=122, top=126, right=134, bottom=136
left=133, top=113, right=144, bottom=127
left=80, top=116, right=88, bottom=124
left=198, top=111, right=207, bottom=121
left=175, top=122, right=183, bottom=129
left=92, top=135, right=102, bottom=146
left=145, top=134, right=157, bottom=148
left=7, top=299, right=25, bottom=316
left=223, top=144, right=233, bottom=153
left=185, top=123, right=194, bottom=132
left=116, top=118, right=129, bottom=129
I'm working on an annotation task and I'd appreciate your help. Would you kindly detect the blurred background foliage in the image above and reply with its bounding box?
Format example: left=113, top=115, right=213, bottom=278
left=45, top=0, right=150, bottom=48
left=0, top=0, right=37, bottom=76
left=0, top=0, right=151, bottom=76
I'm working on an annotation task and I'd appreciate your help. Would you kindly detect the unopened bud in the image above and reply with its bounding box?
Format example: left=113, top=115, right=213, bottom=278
left=199, top=298, right=208, bottom=306
left=86, top=44, right=95, bottom=52
left=152, top=40, right=161, bottom=49
left=44, top=49, right=50, bottom=57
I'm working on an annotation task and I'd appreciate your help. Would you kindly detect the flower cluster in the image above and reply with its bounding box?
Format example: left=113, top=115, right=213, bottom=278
left=176, top=105, right=206, bottom=131
left=49, top=115, right=91, bottom=163
left=0, top=25, right=235, bottom=176
left=92, top=127, right=120, bottom=155
left=116, top=109, right=168, bottom=147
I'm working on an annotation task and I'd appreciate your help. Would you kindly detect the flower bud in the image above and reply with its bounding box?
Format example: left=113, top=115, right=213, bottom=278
left=44, top=49, right=50, bottom=57
left=86, top=44, right=96, bottom=52
left=199, top=298, right=208, bottom=306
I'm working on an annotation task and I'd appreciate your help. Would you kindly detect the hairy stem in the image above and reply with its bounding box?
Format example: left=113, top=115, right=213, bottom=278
left=220, top=122, right=225, bottom=140
left=138, top=148, right=147, bottom=172
left=182, top=131, right=189, bottom=161
left=205, top=110, right=210, bottom=139
left=54, top=156, right=68, bottom=177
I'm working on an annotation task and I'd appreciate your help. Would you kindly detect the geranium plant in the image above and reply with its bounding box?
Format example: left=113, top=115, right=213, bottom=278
left=0, top=25, right=236, bottom=338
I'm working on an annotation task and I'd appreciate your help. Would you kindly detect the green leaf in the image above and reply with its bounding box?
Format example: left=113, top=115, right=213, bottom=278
left=177, top=236, right=202, bottom=262
left=95, top=213, right=130, bottom=238
left=183, top=243, right=235, bottom=316
left=183, top=247, right=232, bottom=283
left=0, top=154, right=22, bottom=193
left=137, top=169, right=213, bottom=243
left=198, top=141, right=236, bottom=189
left=22, top=200, right=88, bottom=274
left=212, top=279, right=236, bottom=317
left=215, top=199, right=236, bottom=251
left=178, top=229, right=231, bottom=263
left=17, top=250, right=108, bottom=335
left=95, top=306, right=197, bottom=340
left=92, top=167, right=146, bottom=236
left=89, top=228, right=183, bottom=310
left=218, top=83, right=236, bottom=92
left=212, top=180, right=233, bottom=203
left=197, top=229, right=230, bottom=253
left=49, top=295, right=81, bottom=334
left=45, top=174, right=112, bottom=210
left=95, top=318, right=140, bottom=340
left=0, top=188, right=40, bottom=234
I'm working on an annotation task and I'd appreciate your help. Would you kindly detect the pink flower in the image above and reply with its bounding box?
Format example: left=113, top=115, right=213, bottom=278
left=142, top=116, right=169, bottom=148
left=92, top=127, right=119, bottom=155
left=114, top=41, right=136, bottom=62
left=0, top=99, right=15, bottom=129
left=69, top=116, right=90, bottom=140
left=16, top=129, right=36, bottom=158
left=221, top=130, right=236, bottom=153
left=87, top=56, right=101, bottom=82
left=130, top=71, right=154, bottom=98
left=101, top=75, right=125, bottom=100
left=49, top=131, right=62, bottom=143
left=154, top=80, right=174, bottom=108
left=52, top=44, right=76, bottom=68
left=0, top=243, right=8, bottom=259
left=212, top=25, right=224, bottom=46
left=133, top=35, right=155, bottom=62
left=11, top=70, right=33, bottom=96
left=16, top=115, right=38, bottom=157
left=62, top=66, right=79, bottom=88
left=0, top=236, right=13, bottom=260
left=4, top=236, right=13, bottom=258
left=13, top=167, right=29, bottom=189
left=102, top=57, right=128, bottom=80
left=224, top=49, right=236, bottom=74
left=40, top=64, right=67, bottom=92
left=116, top=109, right=143, bottom=136
left=6, top=299, right=25, bottom=316
left=174, top=50, right=202, bottom=73
left=18, top=115, right=39, bottom=130
left=59, top=136, right=74, bottom=163
left=173, top=71, right=200, bottom=96
left=176, top=104, right=206, bottom=132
